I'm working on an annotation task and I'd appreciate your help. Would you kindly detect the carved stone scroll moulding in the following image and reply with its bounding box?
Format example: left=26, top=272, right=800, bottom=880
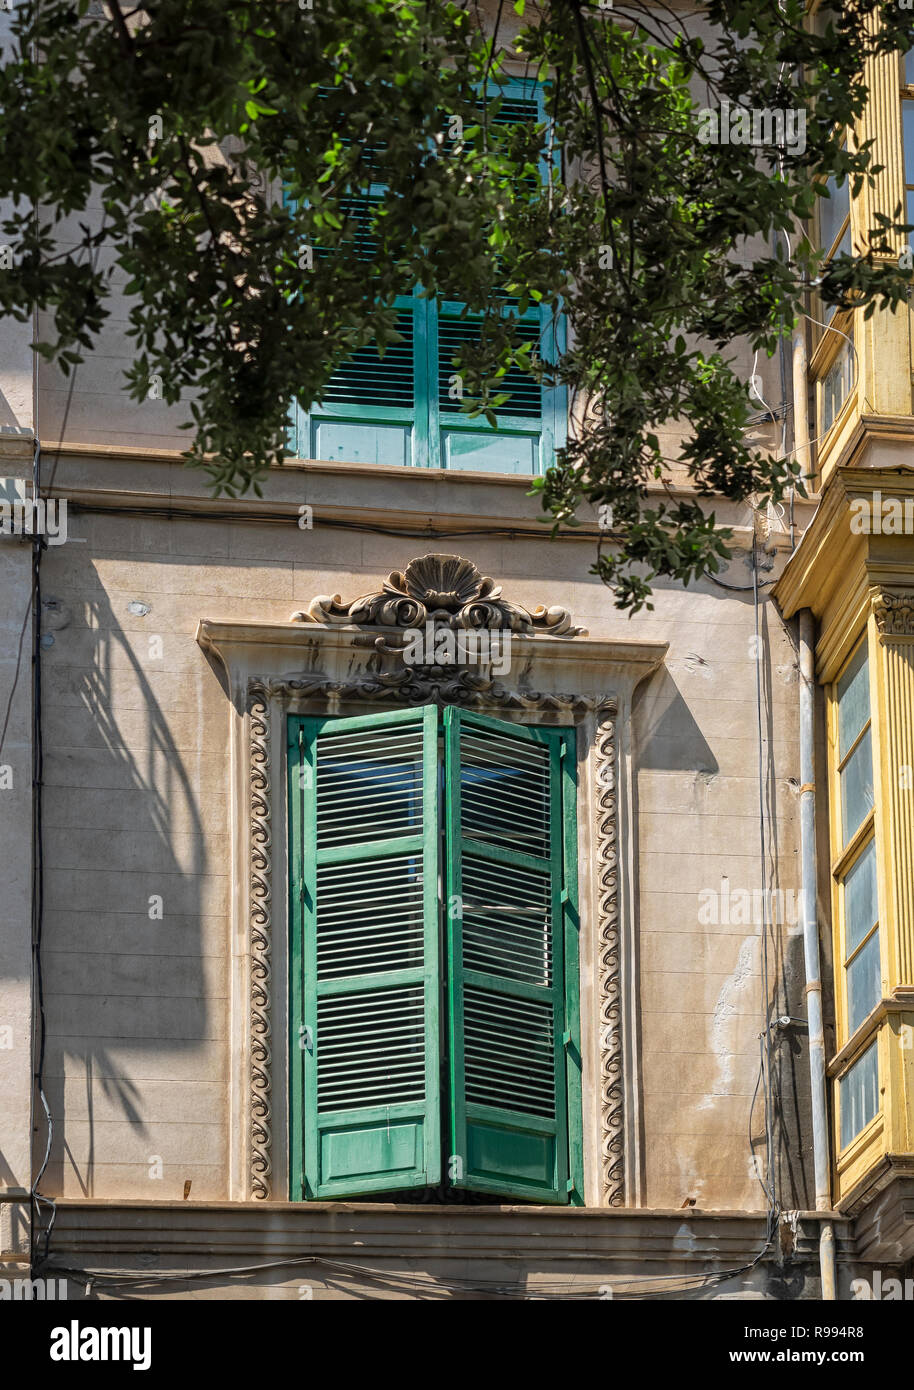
left=244, top=671, right=626, bottom=1207
left=291, top=553, right=586, bottom=638
left=247, top=684, right=273, bottom=1202
left=594, top=710, right=624, bottom=1206
left=872, top=587, right=914, bottom=637
left=199, top=557, right=667, bottom=1208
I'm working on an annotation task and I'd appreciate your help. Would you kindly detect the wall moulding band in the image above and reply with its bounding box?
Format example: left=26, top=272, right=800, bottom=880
left=198, top=611, right=667, bottom=1206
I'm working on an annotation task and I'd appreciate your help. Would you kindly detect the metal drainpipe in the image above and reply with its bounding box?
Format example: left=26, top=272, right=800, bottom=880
left=792, top=330, right=812, bottom=485
left=798, top=608, right=836, bottom=1300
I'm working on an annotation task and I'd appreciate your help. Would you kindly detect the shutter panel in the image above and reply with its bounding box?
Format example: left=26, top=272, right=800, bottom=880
left=435, top=83, right=565, bottom=474
left=290, top=706, right=440, bottom=1199
left=295, top=173, right=430, bottom=465
left=444, top=707, right=571, bottom=1202
left=304, top=293, right=426, bottom=468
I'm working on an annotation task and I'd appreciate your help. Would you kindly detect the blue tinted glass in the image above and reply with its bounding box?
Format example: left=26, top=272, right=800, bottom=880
left=443, top=430, right=536, bottom=474
left=845, top=839, right=878, bottom=954
left=819, top=175, right=850, bottom=256
left=314, top=421, right=409, bottom=467
left=906, top=49, right=914, bottom=86
left=847, top=932, right=881, bottom=1035
left=839, top=1042, right=879, bottom=1150
left=821, top=339, right=854, bottom=428
left=838, top=643, right=870, bottom=757
left=840, top=729, right=874, bottom=844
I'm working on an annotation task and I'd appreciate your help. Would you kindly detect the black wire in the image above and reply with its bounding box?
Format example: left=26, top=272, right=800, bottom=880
left=42, top=1241, right=784, bottom=1300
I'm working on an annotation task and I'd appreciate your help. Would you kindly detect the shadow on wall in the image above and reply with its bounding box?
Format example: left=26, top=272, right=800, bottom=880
left=37, top=579, right=209, bottom=1199
left=0, top=390, right=32, bottom=434
left=630, top=581, right=812, bottom=1213
left=633, top=664, right=719, bottom=776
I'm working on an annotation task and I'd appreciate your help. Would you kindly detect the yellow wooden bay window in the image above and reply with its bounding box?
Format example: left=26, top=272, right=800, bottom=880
left=828, top=634, right=886, bottom=1176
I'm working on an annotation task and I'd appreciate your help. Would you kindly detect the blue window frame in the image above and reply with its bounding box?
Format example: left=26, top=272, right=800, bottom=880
left=289, top=79, right=567, bottom=475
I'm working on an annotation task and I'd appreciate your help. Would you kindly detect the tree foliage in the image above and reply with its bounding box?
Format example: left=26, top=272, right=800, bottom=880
left=1, top=0, right=912, bottom=607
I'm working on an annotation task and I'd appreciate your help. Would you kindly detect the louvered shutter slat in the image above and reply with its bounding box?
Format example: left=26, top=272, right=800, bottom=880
left=290, top=706, right=440, bottom=1199
left=444, top=706, right=573, bottom=1201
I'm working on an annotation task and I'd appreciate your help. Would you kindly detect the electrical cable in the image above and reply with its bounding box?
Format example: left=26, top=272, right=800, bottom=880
left=23, top=217, right=109, bottom=1277
left=42, top=1237, right=784, bottom=1301
left=752, top=539, right=782, bottom=1238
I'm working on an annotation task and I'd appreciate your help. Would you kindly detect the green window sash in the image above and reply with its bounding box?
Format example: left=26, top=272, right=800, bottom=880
left=289, top=77, right=567, bottom=474
left=288, top=706, right=441, bottom=1199
left=443, top=706, right=580, bottom=1203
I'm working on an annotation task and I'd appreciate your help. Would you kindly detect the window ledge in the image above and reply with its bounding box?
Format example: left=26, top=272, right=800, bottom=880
left=827, top=990, right=914, bottom=1078
left=43, top=1198, right=852, bottom=1268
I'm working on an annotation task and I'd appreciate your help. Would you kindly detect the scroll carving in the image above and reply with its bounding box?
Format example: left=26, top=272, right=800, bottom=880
left=291, top=553, right=584, bottom=637
left=595, top=706, right=624, bottom=1206
left=246, top=676, right=624, bottom=1206
left=872, top=588, right=914, bottom=637
left=249, top=683, right=273, bottom=1200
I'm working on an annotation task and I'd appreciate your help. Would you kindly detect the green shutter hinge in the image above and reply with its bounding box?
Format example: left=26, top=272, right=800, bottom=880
left=566, top=1178, right=576, bottom=1194
left=560, top=887, right=569, bottom=905
left=562, top=1028, right=572, bottom=1048
left=299, top=876, right=305, bottom=903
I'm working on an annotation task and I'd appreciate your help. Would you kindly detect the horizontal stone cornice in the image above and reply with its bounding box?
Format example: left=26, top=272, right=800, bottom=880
left=42, top=1200, right=855, bottom=1268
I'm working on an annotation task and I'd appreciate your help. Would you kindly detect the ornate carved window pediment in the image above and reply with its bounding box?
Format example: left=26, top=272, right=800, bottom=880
left=290, top=553, right=586, bottom=638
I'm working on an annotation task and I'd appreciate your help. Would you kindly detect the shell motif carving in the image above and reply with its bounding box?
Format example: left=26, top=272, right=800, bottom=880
left=292, top=553, right=584, bottom=637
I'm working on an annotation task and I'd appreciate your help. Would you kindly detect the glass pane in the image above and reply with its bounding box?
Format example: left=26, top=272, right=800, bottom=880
left=839, top=1041, right=879, bottom=1150
left=819, top=174, right=850, bottom=256
left=840, top=728, right=874, bottom=843
left=314, top=420, right=410, bottom=467
left=845, top=839, right=878, bottom=954
left=837, top=642, right=870, bottom=757
left=443, top=430, right=536, bottom=474
left=906, top=48, right=914, bottom=86
left=847, top=932, right=881, bottom=1035
left=821, top=339, right=854, bottom=431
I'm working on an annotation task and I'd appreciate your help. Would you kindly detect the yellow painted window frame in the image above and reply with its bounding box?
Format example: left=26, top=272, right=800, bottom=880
left=809, top=133, right=858, bottom=448
left=826, top=629, right=886, bottom=1162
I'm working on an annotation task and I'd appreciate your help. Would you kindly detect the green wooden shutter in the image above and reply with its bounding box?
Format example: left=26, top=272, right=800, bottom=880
left=300, top=302, right=429, bottom=467
left=433, top=82, right=567, bottom=475
left=288, top=706, right=440, bottom=1198
left=293, top=181, right=432, bottom=466
left=444, top=707, right=575, bottom=1202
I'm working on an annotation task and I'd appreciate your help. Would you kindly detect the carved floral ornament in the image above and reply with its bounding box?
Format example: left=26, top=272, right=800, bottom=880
left=291, top=553, right=585, bottom=638
left=872, top=588, right=914, bottom=637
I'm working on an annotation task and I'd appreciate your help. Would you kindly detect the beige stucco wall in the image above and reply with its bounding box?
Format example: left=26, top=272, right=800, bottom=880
left=0, top=2, right=36, bottom=1251
left=2, top=3, right=809, bottom=1214
left=24, top=444, right=812, bottom=1213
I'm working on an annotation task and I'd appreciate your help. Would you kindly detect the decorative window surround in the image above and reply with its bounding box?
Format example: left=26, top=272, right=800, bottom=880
left=197, top=585, right=666, bottom=1210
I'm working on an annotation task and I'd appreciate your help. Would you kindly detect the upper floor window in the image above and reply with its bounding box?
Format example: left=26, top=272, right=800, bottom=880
left=831, top=637, right=882, bottom=1150
left=819, top=170, right=851, bottom=268
left=821, top=335, right=855, bottom=435
left=813, top=151, right=856, bottom=440
left=836, top=638, right=874, bottom=845
left=290, top=82, right=566, bottom=475
left=839, top=1038, right=879, bottom=1152
left=287, top=704, right=582, bottom=1202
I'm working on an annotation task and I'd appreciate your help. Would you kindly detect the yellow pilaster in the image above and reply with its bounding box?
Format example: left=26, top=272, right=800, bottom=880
left=872, top=589, right=914, bottom=989
left=854, top=39, right=913, bottom=418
